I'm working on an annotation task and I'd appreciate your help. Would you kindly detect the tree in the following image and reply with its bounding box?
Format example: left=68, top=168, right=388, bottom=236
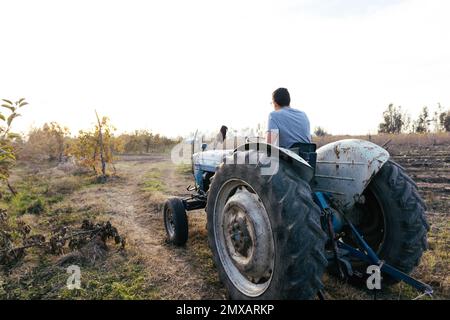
left=25, top=122, right=70, bottom=162
left=123, top=131, right=142, bottom=153
left=378, top=104, right=405, bottom=134
left=414, top=106, right=431, bottom=133
left=314, top=127, right=329, bottom=137
left=442, top=111, right=450, bottom=132
left=0, top=98, right=28, bottom=195
left=434, top=104, right=450, bottom=132
left=140, top=130, right=154, bottom=153
left=68, top=113, right=118, bottom=179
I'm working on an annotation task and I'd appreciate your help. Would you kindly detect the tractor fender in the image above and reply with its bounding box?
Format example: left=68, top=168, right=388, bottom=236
left=235, top=142, right=314, bottom=183
left=312, top=139, right=390, bottom=209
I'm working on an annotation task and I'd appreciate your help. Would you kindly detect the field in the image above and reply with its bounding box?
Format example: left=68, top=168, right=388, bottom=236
left=0, top=134, right=448, bottom=300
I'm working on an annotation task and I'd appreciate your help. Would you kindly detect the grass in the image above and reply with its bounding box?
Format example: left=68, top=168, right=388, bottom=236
left=10, top=192, right=47, bottom=215
left=186, top=212, right=222, bottom=287
left=141, top=169, right=166, bottom=192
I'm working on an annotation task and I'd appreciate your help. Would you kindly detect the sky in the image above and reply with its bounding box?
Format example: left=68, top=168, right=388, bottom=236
left=1, top=0, right=449, bottom=138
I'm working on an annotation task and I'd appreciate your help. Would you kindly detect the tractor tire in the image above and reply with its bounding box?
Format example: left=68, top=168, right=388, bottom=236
left=206, top=150, right=328, bottom=299
left=346, top=160, right=429, bottom=285
left=164, top=198, right=188, bottom=246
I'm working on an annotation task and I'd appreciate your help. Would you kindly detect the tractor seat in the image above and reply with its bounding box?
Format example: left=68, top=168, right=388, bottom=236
left=289, top=142, right=317, bottom=171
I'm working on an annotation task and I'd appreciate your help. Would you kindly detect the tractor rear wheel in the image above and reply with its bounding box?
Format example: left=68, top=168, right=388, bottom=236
left=206, top=150, right=327, bottom=299
left=345, top=160, right=429, bottom=284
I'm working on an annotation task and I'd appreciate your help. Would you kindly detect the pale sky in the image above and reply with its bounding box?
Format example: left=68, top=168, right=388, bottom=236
left=1, top=0, right=449, bottom=138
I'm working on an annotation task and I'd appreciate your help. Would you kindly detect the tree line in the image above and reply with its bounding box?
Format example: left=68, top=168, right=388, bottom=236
left=378, top=104, right=449, bottom=134
left=314, top=103, right=450, bottom=136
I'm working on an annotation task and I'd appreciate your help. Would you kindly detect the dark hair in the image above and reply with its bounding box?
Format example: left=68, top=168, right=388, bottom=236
left=272, top=88, right=290, bottom=107
left=220, top=125, right=228, bottom=140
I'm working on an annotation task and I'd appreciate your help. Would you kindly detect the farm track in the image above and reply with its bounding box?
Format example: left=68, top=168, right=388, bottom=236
left=96, top=156, right=226, bottom=299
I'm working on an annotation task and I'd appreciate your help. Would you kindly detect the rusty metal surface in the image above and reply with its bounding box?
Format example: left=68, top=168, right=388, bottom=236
left=313, top=139, right=390, bottom=209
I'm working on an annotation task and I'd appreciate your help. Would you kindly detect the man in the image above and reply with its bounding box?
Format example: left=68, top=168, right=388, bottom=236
left=266, top=87, right=311, bottom=148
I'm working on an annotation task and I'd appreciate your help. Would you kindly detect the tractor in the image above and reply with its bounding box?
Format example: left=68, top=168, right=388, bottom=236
left=163, top=135, right=432, bottom=299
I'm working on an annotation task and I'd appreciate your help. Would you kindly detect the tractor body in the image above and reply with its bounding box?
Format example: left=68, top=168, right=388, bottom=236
left=164, top=138, right=432, bottom=299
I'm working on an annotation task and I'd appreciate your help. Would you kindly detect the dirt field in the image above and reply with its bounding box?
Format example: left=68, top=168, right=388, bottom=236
left=1, top=138, right=448, bottom=300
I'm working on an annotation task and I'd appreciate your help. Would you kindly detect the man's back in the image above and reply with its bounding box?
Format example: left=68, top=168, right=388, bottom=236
left=268, top=106, right=311, bottom=148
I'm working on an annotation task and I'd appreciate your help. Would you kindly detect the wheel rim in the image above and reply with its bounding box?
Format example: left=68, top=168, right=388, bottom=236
left=165, top=206, right=175, bottom=238
left=213, top=179, right=275, bottom=297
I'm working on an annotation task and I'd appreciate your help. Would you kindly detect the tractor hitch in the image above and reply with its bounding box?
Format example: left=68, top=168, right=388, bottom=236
left=314, top=191, right=433, bottom=296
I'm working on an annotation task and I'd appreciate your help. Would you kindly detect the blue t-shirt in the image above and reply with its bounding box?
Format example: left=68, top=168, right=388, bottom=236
left=267, top=106, right=311, bottom=148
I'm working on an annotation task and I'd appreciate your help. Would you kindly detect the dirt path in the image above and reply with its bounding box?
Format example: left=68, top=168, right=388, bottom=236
left=87, top=155, right=225, bottom=299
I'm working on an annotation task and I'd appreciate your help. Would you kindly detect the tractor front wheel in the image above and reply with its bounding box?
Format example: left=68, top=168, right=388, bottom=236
left=164, top=198, right=188, bottom=246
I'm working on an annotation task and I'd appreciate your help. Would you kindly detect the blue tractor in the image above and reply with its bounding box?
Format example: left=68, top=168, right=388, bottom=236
left=163, top=137, right=432, bottom=299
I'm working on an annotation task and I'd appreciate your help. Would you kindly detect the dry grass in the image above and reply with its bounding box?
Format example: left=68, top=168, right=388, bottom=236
left=47, top=176, right=82, bottom=195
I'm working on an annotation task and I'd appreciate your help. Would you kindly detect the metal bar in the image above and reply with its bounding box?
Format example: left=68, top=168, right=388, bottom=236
left=315, top=174, right=355, bottom=181
left=317, top=161, right=367, bottom=165
left=338, top=242, right=433, bottom=294
left=345, top=219, right=380, bottom=264
left=381, top=263, right=433, bottom=295
left=313, top=189, right=345, bottom=195
left=183, top=199, right=207, bottom=211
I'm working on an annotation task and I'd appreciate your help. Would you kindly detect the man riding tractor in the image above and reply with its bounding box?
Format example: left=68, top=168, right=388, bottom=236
left=163, top=87, right=431, bottom=300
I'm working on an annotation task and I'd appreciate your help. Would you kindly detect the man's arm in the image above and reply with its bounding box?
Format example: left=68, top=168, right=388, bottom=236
left=267, top=114, right=279, bottom=146
left=266, top=131, right=279, bottom=145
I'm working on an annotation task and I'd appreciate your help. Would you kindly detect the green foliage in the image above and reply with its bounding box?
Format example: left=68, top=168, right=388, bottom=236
left=0, top=98, right=28, bottom=181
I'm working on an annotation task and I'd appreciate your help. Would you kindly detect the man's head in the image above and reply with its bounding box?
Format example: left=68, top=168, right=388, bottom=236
left=272, top=88, right=290, bottom=109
